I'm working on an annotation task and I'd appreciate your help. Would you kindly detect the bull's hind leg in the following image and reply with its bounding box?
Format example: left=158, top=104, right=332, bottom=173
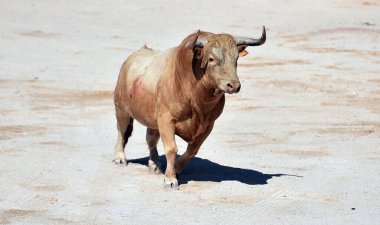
left=146, top=128, right=162, bottom=174
left=113, top=108, right=134, bottom=165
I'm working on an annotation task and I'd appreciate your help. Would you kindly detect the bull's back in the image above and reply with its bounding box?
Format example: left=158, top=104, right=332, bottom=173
left=115, top=46, right=174, bottom=128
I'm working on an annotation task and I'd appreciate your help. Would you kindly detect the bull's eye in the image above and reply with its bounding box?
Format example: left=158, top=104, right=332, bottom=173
left=208, top=57, right=218, bottom=65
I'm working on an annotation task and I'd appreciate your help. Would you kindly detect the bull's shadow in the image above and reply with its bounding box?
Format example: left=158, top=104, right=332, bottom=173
left=128, top=155, right=292, bottom=185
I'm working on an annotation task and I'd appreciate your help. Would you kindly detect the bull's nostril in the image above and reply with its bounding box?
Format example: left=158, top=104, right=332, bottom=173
left=226, top=83, right=233, bottom=88
left=237, top=85, right=241, bottom=93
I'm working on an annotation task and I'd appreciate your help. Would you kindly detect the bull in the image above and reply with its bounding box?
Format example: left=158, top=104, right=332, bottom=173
left=113, top=27, right=266, bottom=189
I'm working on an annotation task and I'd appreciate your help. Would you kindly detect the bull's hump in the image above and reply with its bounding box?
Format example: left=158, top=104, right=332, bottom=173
left=128, top=48, right=161, bottom=74
left=126, top=47, right=174, bottom=94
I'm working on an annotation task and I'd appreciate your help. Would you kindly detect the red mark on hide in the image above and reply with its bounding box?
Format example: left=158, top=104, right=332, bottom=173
left=129, top=77, right=143, bottom=99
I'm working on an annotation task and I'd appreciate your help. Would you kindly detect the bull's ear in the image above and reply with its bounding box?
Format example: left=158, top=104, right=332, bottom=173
left=201, top=55, right=208, bottom=69
left=193, top=47, right=208, bottom=69
left=193, top=47, right=202, bottom=58
left=238, top=45, right=249, bottom=57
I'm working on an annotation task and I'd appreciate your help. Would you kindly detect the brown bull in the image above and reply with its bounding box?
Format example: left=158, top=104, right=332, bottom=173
left=113, top=27, right=266, bottom=189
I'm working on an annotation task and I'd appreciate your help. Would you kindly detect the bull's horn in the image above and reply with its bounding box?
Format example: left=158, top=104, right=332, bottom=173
left=234, top=26, right=266, bottom=46
left=195, top=37, right=208, bottom=48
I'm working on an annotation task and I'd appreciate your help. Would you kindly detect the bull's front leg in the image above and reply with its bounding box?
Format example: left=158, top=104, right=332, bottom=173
left=157, top=110, right=179, bottom=189
left=175, top=123, right=214, bottom=173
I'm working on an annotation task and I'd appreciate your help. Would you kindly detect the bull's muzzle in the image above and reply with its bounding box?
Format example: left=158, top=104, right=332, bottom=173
left=220, top=81, right=241, bottom=94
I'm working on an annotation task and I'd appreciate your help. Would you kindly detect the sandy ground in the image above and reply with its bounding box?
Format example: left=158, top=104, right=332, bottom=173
left=1, top=0, right=380, bottom=224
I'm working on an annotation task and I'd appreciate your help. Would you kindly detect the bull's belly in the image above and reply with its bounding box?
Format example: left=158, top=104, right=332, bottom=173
left=130, top=103, right=158, bottom=129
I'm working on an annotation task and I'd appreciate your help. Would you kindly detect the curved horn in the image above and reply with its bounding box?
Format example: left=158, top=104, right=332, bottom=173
left=194, top=37, right=208, bottom=48
left=234, top=26, right=266, bottom=46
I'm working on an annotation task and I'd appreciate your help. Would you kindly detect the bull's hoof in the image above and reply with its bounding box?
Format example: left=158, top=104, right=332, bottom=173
left=112, top=158, right=127, bottom=166
left=164, top=177, right=179, bottom=190
left=148, top=160, right=162, bottom=174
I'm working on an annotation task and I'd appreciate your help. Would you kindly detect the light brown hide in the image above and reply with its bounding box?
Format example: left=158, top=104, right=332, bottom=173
left=113, top=31, right=255, bottom=189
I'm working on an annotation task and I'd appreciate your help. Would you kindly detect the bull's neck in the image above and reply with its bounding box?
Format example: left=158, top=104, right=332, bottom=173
left=175, top=72, right=224, bottom=113
left=195, top=81, right=224, bottom=108
left=172, top=47, right=224, bottom=113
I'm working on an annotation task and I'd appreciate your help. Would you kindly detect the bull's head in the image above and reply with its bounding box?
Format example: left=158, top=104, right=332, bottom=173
left=192, top=26, right=266, bottom=95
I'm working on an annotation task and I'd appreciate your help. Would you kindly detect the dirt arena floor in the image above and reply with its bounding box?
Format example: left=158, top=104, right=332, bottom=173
left=1, top=0, right=379, bottom=224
